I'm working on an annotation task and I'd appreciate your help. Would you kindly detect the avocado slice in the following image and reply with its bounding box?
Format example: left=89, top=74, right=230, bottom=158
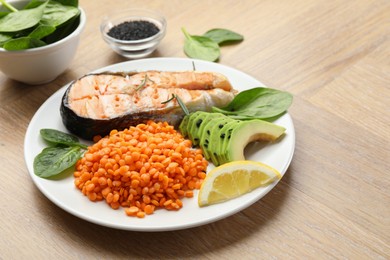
left=184, top=111, right=204, bottom=142
left=210, top=117, right=240, bottom=166
left=198, top=113, right=225, bottom=160
left=188, top=111, right=209, bottom=145
left=224, top=119, right=286, bottom=162
left=214, top=120, right=241, bottom=165
left=191, top=112, right=222, bottom=147
left=207, top=117, right=236, bottom=166
left=179, top=114, right=191, bottom=137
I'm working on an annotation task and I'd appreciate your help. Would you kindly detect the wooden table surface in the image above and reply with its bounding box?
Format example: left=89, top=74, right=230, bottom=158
left=1, top=0, right=389, bottom=259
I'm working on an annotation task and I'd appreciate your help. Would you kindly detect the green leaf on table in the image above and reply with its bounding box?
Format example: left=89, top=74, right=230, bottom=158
left=203, top=28, right=244, bottom=45
left=182, top=27, right=220, bottom=62
left=33, top=146, right=84, bottom=178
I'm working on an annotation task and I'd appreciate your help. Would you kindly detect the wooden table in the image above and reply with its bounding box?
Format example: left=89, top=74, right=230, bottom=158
left=1, top=0, right=389, bottom=258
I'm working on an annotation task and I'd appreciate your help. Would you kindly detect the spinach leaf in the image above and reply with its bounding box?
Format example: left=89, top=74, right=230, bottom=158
left=44, top=11, right=79, bottom=43
left=0, top=0, right=79, bottom=50
left=212, top=87, right=293, bottom=121
left=23, top=0, right=48, bottom=9
left=0, top=0, right=18, bottom=12
left=41, top=1, right=80, bottom=27
left=203, top=28, right=243, bottom=45
left=182, top=27, right=220, bottom=62
left=40, top=128, right=88, bottom=148
left=28, top=24, right=55, bottom=39
left=3, top=36, right=46, bottom=50
left=0, top=2, right=47, bottom=32
left=0, top=32, right=12, bottom=45
left=33, top=146, right=84, bottom=178
left=54, top=0, right=78, bottom=7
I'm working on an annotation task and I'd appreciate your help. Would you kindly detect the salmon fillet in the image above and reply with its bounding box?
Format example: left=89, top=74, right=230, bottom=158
left=61, top=70, right=237, bottom=140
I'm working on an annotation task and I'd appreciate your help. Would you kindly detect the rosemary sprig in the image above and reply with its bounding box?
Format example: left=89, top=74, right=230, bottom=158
left=161, top=94, right=176, bottom=104
left=175, top=95, right=190, bottom=115
left=161, top=94, right=190, bottom=115
left=135, top=74, right=151, bottom=91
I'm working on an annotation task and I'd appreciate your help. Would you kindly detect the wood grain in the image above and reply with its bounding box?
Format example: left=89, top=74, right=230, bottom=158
left=0, top=0, right=389, bottom=259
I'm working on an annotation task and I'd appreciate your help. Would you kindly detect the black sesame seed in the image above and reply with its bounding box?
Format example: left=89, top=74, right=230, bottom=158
left=107, top=20, right=160, bottom=41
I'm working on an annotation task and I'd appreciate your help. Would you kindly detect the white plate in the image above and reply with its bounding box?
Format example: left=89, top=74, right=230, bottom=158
left=24, top=57, right=295, bottom=231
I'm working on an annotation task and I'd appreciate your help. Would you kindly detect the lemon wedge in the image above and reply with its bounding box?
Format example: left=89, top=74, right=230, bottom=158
left=198, top=160, right=282, bottom=207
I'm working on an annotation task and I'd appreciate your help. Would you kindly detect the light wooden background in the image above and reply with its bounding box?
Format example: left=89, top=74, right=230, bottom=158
left=0, top=0, right=389, bottom=259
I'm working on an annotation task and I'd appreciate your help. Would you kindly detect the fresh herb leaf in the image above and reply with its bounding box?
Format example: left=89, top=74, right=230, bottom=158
left=160, top=93, right=190, bottom=115
left=212, top=87, right=293, bottom=121
left=135, top=74, right=150, bottom=91
left=203, top=28, right=243, bottom=45
left=33, top=146, right=84, bottom=178
left=182, top=27, right=220, bottom=62
left=175, top=94, right=190, bottom=115
left=40, top=128, right=88, bottom=148
left=161, top=94, right=175, bottom=104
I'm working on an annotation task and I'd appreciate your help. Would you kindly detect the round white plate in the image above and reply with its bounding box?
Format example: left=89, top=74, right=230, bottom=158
left=24, top=57, right=295, bottom=231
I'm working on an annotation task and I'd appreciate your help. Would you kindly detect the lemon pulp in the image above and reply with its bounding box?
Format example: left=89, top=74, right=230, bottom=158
left=198, top=160, right=281, bottom=207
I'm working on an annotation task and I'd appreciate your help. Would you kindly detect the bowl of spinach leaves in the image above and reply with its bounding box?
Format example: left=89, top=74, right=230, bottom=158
left=0, top=0, right=86, bottom=84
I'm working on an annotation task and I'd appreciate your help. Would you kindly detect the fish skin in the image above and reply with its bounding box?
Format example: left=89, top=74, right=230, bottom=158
left=61, top=71, right=237, bottom=140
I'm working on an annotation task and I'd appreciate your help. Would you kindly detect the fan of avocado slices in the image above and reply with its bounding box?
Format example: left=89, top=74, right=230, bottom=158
left=179, top=87, right=292, bottom=166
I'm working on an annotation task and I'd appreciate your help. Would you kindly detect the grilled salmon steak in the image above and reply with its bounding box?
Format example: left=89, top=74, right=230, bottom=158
left=60, top=70, right=237, bottom=140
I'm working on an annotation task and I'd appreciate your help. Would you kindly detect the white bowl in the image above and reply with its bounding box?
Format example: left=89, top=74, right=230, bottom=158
left=100, top=8, right=166, bottom=59
left=0, top=1, right=86, bottom=85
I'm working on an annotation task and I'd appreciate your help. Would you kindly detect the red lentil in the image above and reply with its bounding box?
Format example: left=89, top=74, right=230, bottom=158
left=74, top=121, right=208, bottom=218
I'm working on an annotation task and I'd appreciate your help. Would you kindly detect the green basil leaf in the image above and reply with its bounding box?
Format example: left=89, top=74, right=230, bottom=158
left=40, top=128, right=87, bottom=148
left=28, top=24, right=55, bottom=39
left=212, top=87, right=293, bottom=121
left=33, top=146, right=84, bottom=178
left=0, top=2, right=46, bottom=32
left=182, top=27, right=220, bottom=61
left=2, top=36, right=46, bottom=50
left=203, top=28, right=243, bottom=45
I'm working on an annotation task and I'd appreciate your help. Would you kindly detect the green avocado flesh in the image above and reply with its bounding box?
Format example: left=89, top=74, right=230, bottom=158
left=179, top=112, right=286, bottom=166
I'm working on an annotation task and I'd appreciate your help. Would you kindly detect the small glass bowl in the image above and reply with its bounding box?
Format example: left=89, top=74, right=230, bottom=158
left=100, top=8, right=166, bottom=59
